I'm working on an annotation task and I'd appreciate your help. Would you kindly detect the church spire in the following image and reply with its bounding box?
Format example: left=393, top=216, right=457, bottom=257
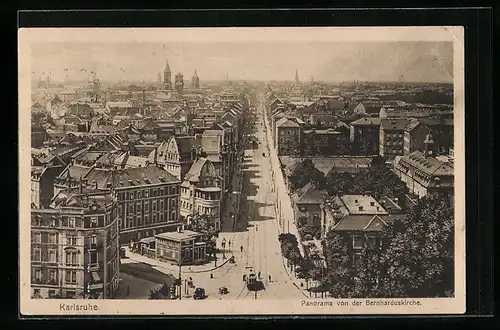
left=295, top=69, right=299, bottom=85
left=165, top=60, right=171, bottom=72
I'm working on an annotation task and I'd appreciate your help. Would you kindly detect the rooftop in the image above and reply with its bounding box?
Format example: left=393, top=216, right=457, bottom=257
left=340, top=195, right=388, bottom=215
left=156, top=230, right=204, bottom=241
left=380, top=119, right=411, bottom=131
left=350, top=117, right=382, bottom=126
left=400, top=151, right=454, bottom=176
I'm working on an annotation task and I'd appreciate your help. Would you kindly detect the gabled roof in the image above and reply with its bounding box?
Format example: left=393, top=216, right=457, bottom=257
left=404, top=119, right=422, bottom=132
left=57, top=163, right=93, bottom=181
left=293, top=182, right=327, bottom=204
left=184, top=157, right=208, bottom=182
left=276, top=117, right=301, bottom=128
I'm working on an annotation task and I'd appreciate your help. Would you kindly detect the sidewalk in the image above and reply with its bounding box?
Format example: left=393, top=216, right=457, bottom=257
left=123, top=250, right=233, bottom=274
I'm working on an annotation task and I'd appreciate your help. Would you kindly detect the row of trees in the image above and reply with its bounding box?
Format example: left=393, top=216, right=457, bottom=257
left=287, top=157, right=407, bottom=207
left=321, top=193, right=454, bottom=298
left=278, top=233, right=302, bottom=272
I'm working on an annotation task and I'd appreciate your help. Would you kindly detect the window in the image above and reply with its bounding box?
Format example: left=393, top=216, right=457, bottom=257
left=69, top=217, right=75, bottom=228
left=67, top=236, right=77, bottom=246
left=90, top=251, right=98, bottom=265
left=353, top=235, right=363, bottom=249
left=49, top=233, right=57, bottom=244
left=137, top=191, right=142, bottom=198
left=34, top=232, right=41, bottom=243
left=66, top=271, right=77, bottom=284
left=91, top=235, right=97, bottom=245
left=91, top=216, right=97, bottom=228
left=34, top=267, right=42, bottom=280
left=49, top=269, right=57, bottom=283
left=65, top=251, right=78, bottom=266
left=50, top=217, right=57, bottom=227
left=33, top=248, right=41, bottom=261
left=48, top=249, right=57, bottom=263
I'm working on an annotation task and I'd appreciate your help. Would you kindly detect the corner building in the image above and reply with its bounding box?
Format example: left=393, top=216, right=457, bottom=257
left=31, top=191, right=119, bottom=299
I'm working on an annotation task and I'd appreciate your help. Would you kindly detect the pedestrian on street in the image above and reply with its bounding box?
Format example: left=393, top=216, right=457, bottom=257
left=269, top=275, right=271, bottom=283
left=240, top=245, right=243, bottom=253
left=126, top=286, right=130, bottom=297
left=258, top=271, right=261, bottom=279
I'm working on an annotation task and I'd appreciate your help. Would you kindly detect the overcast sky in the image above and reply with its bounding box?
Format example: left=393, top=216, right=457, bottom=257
left=30, top=41, right=453, bottom=83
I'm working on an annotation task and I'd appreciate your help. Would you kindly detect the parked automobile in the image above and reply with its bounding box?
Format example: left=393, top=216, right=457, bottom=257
left=193, top=287, right=206, bottom=300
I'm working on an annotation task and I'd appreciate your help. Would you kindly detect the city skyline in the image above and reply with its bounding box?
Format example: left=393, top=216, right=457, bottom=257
left=31, top=41, right=453, bottom=84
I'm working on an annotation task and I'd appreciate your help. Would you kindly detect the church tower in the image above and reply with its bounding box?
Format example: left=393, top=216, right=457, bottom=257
left=191, top=70, right=200, bottom=89
left=163, top=60, right=172, bottom=90
left=423, top=132, right=435, bottom=157
left=175, top=73, right=184, bottom=93
left=295, top=69, right=300, bottom=85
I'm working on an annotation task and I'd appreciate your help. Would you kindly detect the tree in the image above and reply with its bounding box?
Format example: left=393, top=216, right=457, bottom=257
left=298, top=224, right=320, bottom=241
left=322, top=231, right=356, bottom=298
left=288, top=159, right=325, bottom=191
left=351, top=247, right=384, bottom=298
left=149, top=283, right=171, bottom=299
left=377, top=193, right=455, bottom=298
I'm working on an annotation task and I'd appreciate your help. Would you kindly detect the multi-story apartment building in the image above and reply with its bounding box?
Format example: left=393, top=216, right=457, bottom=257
left=349, top=117, right=382, bottom=156
left=379, top=119, right=410, bottom=161
left=31, top=190, right=119, bottom=299
left=53, top=165, right=182, bottom=244
left=303, top=125, right=350, bottom=156
left=148, top=135, right=202, bottom=181
left=180, top=157, right=223, bottom=231
left=274, top=117, right=304, bottom=156
left=110, top=167, right=182, bottom=244
left=403, top=119, right=429, bottom=155
left=201, top=130, right=231, bottom=191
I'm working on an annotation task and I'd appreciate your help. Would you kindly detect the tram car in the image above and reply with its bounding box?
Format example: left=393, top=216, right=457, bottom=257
left=246, top=269, right=258, bottom=291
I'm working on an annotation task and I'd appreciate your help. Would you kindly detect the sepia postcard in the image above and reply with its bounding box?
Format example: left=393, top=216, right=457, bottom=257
left=19, top=26, right=465, bottom=316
